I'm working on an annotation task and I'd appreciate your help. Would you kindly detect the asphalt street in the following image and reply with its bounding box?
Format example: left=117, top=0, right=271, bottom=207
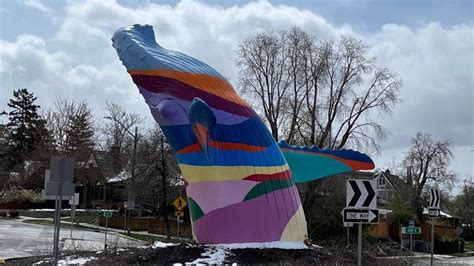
left=0, top=218, right=141, bottom=259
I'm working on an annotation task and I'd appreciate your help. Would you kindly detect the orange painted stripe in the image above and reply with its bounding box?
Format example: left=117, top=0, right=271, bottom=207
left=128, top=69, right=250, bottom=107
left=177, top=143, right=202, bottom=154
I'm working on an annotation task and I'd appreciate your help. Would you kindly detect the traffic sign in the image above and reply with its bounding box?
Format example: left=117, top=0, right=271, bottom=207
left=343, top=208, right=379, bottom=224
left=175, top=210, right=184, bottom=217
left=429, top=189, right=440, bottom=209
left=104, top=211, right=113, bottom=218
left=69, top=193, right=80, bottom=206
left=124, top=201, right=135, bottom=210
left=409, top=219, right=415, bottom=227
left=402, top=227, right=421, bottom=234
left=346, top=180, right=377, bottom=209
left=49, top=156, right=74, bottom=183
left=173, top=196, right=187, bottom=211
left=429, top=208, right=440, bottom=218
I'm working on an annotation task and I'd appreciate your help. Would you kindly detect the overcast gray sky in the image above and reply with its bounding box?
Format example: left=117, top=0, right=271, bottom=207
left=0, top=0, right=473, bottom=192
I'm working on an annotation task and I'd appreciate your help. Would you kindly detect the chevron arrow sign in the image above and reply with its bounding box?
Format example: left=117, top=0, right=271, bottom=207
left=429, top=188, right=440, bottom=209
left=346, top=179, right=377, bottom=209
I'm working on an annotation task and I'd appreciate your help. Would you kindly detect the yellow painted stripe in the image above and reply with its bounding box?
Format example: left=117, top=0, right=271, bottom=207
left=179, top=164, right=290, bottom=183
left=128, top=69, right=250, bottom=107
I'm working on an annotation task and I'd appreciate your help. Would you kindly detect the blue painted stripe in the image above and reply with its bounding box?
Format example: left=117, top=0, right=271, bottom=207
left=162, top=117, right=275, bottom=152
left=278, top=140, right=374, bottom=164
left=112, top=24, right=222, bottom=77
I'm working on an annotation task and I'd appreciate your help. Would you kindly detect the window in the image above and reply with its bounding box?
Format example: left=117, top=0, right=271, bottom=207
left=378, top=177, right=386, bottom=187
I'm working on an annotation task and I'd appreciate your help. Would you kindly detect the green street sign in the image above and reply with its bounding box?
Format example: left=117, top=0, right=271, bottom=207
left=402, top=227, right=421, bottom=234
left=104, top=211, right=113, bottom=218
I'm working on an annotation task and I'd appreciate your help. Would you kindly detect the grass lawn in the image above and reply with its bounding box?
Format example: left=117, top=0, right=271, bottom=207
left=61, top=213, right=99, bottom=224
left=465, top=241, right=474, bottom=251
left=22, top=219, right=98, bottom=231
left=118, top=232, right=175, bottom=244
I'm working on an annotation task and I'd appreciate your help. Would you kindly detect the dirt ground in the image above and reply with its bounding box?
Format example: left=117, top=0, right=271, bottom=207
left=6, top=240, right=405, bottom=265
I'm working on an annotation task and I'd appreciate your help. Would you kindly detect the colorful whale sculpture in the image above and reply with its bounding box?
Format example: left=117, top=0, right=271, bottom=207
left=112, top=24, right=375, bottom=244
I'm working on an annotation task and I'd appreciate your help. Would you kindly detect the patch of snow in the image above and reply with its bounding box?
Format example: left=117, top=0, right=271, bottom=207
left=213, top=241, right=309, bottom=250
left=107, top=170, right=130, bottom=183
left=34, top=256, right=97, bottom=265
left=152, top=241, right=179, bottom=248
left=57, top=256, right=97, bottom=265
left=188, top=247, right=228, bottom=265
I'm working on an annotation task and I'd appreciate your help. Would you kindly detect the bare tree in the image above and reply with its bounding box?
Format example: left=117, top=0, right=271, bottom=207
left=402, top=132, right=456, bottom=218
left=134, top=125, right=182, bottom=238
left=45, top=100, right=96, bottom=158
left=303, top=37, right=400, bottom=152
left=236, top=28, right=401, bottom=152
left=100, top=102, right=143, bottom=151
left=236, top=30, right=290, bottom=140
left=282, top=27, right=312, bottom=143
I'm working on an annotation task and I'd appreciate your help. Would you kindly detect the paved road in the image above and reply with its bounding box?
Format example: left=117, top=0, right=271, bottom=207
left=0, top=218, right=142, bottom=259
left=414, top=256, right=474, bottom=265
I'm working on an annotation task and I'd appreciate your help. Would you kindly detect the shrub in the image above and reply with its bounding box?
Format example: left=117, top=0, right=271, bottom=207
left=0, top=186, right=42, bottom=205
left=7, top=209, right=19, bottom=218
left=434, top=235, right=464, bottom=254
left=0, top=210, right=7, bottom=217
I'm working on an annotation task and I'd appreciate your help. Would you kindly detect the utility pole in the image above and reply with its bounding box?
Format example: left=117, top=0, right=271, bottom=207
left=104, top=116, right=138, bottom=236
left=127, top=126, right=138, bottom=235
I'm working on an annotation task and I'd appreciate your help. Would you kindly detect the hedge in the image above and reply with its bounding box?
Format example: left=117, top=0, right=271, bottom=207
left=434, top=235, right=464, bottom=254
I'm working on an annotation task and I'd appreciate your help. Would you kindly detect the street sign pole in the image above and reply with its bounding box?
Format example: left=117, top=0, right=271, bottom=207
left=344, top=179, right=378, bottom=266
left=346, top=225, right=350, bottom=247
left=431, top=218, right=434, bottom=266
left=357, top=223, right=362, bottom=266
left=177, top=215, right=180, bottom=238
left=105, top=216, right=108, bottom=254
left=399, top=223, right=402, bottom=255
left=53, top=195, right=59, bottom=265
left=53, top=160, right=65, bottom=266
left=70, top=204, right=75, bottom=238
left=410, top=233, right=413, bottom=255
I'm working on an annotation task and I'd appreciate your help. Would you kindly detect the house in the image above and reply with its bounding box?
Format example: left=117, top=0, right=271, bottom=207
left=74, top=145, right=124, bottom=209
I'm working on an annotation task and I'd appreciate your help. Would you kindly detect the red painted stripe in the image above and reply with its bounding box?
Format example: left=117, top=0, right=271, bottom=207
left=243, top=170, right=292, bottom=182
left=177, top=141, right=268, bottom=154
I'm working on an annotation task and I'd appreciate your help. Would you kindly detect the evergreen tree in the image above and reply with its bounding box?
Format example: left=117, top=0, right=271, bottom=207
left=5, top=88, right=48, bottom=170
left=65, top=102, right=95, bottom=161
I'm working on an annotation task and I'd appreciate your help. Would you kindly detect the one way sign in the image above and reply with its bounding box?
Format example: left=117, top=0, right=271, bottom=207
left=346, top=179, right=377, bottom=209
left=343, top=209, right=379, bottom=224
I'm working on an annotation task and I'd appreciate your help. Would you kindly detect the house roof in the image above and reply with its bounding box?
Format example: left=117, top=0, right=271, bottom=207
left=375, top=170, right=412, bottom=195
left=92, top=150, right=122, bottom=180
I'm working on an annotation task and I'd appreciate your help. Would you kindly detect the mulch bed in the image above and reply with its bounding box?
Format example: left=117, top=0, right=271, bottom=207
left=6, top=239, right=405, bottom=265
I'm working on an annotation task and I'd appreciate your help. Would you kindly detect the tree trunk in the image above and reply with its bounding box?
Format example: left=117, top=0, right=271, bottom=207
left=160, top=136, right=171, bottom=239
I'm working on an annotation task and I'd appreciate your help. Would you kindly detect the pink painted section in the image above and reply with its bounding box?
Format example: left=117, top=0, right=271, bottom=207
left=193, top=186, right=301, bottom=244
left=186, top=180, right=257, bottom=214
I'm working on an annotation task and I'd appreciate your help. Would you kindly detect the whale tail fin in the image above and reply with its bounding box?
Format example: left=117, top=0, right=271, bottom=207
left=278, top=140, right=375, bottom=183
left=189, top=98, right=216, bottom=159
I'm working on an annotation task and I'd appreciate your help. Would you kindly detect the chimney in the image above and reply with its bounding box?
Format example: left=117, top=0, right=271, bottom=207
left=111, top=144, right=121, bottom=170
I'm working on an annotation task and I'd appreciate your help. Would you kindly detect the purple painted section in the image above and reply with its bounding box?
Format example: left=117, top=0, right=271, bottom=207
left=193, top=186, right=301, bottom=244
left=187, top=180, right=257, bottom=214
left=132, top=74, right=257, bottom=117
left=139, top=88, right=250, bottom=126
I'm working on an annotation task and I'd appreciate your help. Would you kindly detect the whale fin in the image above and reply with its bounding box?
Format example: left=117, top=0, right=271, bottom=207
left=278, top=140, right=375, bottom=183
left=189, top=98, right=216, bottom=159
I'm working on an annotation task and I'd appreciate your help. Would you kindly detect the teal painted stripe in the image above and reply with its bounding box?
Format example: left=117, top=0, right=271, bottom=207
left=283, top=151, right=352, bottom=183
